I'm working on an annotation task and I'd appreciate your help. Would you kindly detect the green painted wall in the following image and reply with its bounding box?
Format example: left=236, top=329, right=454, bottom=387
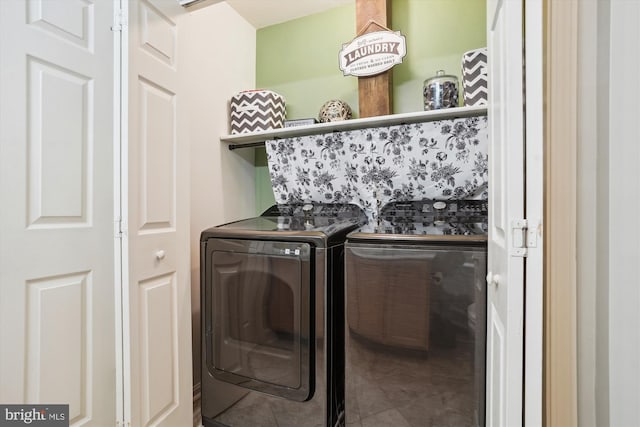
left=255, top=0, right=486, bottom=213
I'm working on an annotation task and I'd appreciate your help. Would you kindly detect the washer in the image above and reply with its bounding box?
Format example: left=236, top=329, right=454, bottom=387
left=200, top=203, right=366, bottom=427
left=344, top=199, right=488, bottom=427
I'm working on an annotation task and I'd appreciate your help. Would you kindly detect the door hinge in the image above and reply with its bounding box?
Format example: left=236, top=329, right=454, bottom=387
left=114, top=218, right=125, bottom=239
left=111, top=9, right=127, bottom=32
left=511, top=219, right=538, bottom=257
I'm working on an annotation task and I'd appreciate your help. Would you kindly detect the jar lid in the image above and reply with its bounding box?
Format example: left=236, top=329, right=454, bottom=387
left=433, top=69, right=456, bottom=78
left=425, top=70, right=458, bottom=83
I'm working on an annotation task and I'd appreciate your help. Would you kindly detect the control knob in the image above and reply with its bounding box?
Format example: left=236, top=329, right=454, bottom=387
left=433, top=201, right=447, bottom=211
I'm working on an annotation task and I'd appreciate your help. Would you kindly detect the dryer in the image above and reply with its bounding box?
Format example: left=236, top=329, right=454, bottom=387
left=200, top=203, right=366, bottom=427
left=344, top=199, right=488, bottom=427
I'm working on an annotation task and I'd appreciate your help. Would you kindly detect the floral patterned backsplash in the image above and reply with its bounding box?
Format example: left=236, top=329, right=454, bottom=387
left=265, top=115, right=488, bottom=222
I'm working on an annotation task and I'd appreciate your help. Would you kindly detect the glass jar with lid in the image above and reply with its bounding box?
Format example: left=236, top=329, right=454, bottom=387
left=423, top=70, right=459, bottom=110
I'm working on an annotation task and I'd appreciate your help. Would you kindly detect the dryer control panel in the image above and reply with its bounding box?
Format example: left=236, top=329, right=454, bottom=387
left=262, top=203, right=366, bottom=219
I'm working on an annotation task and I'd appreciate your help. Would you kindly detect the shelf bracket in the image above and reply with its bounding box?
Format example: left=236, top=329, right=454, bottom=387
left=229, top=141, right=266, bottom=150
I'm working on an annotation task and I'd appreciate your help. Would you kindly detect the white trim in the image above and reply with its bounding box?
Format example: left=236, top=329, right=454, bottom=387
left=576, top=1, right=604, bottom=425
left=118, top=1, right=132, bottom=425
left=524, top=0, right=544, bottom=424
left=113, top=0, right=125, bottom=425
left=608, top=2, right=640, bottom=426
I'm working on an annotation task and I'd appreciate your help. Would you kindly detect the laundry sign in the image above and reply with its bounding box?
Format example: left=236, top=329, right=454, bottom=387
left=339, top=30, right=407, bottom=77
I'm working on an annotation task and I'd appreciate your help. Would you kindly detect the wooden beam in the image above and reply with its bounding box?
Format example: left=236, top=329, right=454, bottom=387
left=356, top=0, right=392, bottom=118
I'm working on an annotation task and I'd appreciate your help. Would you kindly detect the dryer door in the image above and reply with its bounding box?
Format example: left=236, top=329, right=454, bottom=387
left=204, top=238, right=314, bottom=402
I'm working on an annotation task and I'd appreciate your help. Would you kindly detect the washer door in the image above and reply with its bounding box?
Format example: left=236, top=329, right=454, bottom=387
left=204, top=238, right=314, bottom=402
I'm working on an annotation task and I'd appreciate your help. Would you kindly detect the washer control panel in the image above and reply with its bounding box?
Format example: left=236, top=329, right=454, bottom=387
left=370, top=199, right=488, bottom=236
left=382, top=199, right=488, bottom=222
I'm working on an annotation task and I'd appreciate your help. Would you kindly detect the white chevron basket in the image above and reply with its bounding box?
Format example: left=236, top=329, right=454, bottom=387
left=229, top=90, right=286, bottom=134
left=461, top=48, right=488, bottom=107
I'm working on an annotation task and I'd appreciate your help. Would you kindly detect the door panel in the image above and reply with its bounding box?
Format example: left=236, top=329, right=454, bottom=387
left=0, top=0, right=116, bottom=425
left=138, top=77, right=176, bottom=232
left=126, top=1, right=192, bottom=426
left=27, top=0, right=93, bottom=50
left=138, top=272, right=180, bottom=426
left=27, top=57, right=91, bottom=226
left=25, top=272, right=90, bottom=423
left=487, top=0, right=525, bottom=425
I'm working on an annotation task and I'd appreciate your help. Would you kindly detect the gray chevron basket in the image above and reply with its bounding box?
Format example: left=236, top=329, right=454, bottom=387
left=461, top=48, right=488, bottom=107
left=229, top=90, right=286, bottom=134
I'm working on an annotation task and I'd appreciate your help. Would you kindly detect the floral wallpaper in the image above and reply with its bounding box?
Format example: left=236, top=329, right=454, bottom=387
left=265, top=116, right=488, bottom=221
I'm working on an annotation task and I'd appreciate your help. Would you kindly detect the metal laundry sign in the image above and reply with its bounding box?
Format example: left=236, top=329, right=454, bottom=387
left=339, top=30, right=407, bottom=77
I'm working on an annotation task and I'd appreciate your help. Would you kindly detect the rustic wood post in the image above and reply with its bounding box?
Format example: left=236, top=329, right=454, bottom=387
left=356, top=0, right=392, bottom=117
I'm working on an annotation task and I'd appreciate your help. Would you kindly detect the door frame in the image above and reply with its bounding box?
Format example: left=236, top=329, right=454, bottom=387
left=104, top=1, right=554, bottom=425
left=113, top=0, right=129, bottom=424
left=524, top=0, right=544, bottom=425
left=544, top=0, right=579, bottom=425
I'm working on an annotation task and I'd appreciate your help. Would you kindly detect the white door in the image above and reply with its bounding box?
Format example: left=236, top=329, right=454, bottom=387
left=486, top=0, right=526, bottom=425
left=0, top=0, right=117, bottom=425
left=122, top=0, right=192, bottom=426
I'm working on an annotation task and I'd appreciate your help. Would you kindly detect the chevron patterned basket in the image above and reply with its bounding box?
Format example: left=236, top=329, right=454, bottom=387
left=461, top=48, right=488, bottom=107
left=229, top=90, right=286, bottom=134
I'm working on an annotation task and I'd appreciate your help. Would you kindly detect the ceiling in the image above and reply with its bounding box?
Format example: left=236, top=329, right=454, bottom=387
left=224, top=0, right=354, bottom=29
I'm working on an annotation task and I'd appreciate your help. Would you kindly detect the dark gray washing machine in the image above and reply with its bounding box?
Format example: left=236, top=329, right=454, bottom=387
left=200, top=203, right=366, bottom=427
left=344, top=199, right=488, bottom=427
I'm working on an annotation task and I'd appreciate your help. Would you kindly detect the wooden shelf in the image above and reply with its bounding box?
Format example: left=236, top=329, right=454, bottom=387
left=221, top=105, right=488, bottom=149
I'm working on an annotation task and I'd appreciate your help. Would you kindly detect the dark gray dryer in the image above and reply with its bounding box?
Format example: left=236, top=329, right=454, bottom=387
left=344, top=199, right=488, bottom=427
left=200, top=203, right=366, bottom=427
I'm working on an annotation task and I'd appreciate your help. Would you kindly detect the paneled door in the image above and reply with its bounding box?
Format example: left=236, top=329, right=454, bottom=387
left=0, top=0, right=117, bottom=425
left=486, top=0, right=527, bottom=425
left=123, top=0, right=192, bottom=426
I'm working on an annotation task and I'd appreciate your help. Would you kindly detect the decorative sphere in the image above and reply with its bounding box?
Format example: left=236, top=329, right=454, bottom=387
left=318, top=100, right=352, bottom=122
